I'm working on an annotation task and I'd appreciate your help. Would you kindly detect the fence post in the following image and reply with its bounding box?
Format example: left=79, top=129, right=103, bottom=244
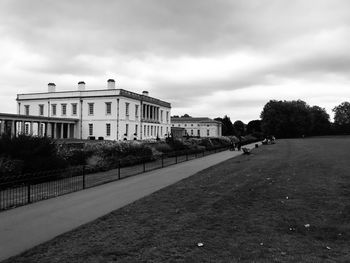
left=203, top=150, right=205, bottom=157
left=161, top=154, right=164, bottom=168
left=175, top=154, right=178, bottom=164
left=186, top=152, right=189, bottom=161
left=27, top=182, right=31, bottom=204
left=143, top=161, right=146, bottom=173
left=118, top=160, right=121, bottom=180
left=82, top=165, right=86, bottom=189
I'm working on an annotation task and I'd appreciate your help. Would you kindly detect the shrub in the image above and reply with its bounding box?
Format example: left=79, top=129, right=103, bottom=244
left=0, top=134, right=67, bottom=174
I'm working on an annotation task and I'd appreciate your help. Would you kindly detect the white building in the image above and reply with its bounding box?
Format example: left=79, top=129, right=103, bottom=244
left=171, top=117, right=222, bottom=137
left=16, top=79, right=171, bottom=140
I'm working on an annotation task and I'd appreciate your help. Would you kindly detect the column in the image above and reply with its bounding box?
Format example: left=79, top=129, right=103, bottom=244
left=0, top=120, right=5, bottom=135
left=67, top=124, right=71, bottom=139
left=11, top=121, right=15, bottom=137
left=147, top=105, right=150, bottom=120
left=38, top=122, right=42, bottom=137
left=53, top=123, right=57, bottom=139
left=60, top=123, right=64, bottom=139
left=30, top=121, right=33, bottom=136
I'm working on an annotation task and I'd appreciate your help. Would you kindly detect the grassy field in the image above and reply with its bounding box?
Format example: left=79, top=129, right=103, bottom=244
left=4, top=137, right=350, bottom=262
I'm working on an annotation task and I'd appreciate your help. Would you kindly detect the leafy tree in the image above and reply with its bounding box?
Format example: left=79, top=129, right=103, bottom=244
left=260, top=100, right=311, bottom=138
left=333, top=102, right=350, bottom=134
left=309, top=106, right=330, bottom=136
left=246, top=120, right=263, bottom=138
left=246, top=120, right=262, bottom=134
left=233, top=120, right=245, bottom=136
left=214, top=115, right=234, bottom=136
left=181, top=114, right=191, bottom=118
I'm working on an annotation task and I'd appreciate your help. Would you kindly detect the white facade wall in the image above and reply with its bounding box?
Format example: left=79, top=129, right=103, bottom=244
left=171, top=121, right=222, bottom=137
left=17, top=85, right=171, bottom=141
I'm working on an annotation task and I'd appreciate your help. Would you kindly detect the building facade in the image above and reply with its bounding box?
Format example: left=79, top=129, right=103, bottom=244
left=16, top=79, right=171, bottom=140
left=171, top=117, right=222, bottom=137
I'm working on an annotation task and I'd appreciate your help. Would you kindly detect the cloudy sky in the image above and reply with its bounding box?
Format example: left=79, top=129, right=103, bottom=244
left=0, top=0, right=349, bottom=122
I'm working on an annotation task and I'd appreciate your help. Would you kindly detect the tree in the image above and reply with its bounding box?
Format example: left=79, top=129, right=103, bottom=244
left=246, top=120, right=263, bottom=138
left=260, top=100, right=311, bottom=138
left=333, top=102, right=350, bottom=134
left=233, top=120, right=245, bottom=136
left=309, top=106, right=330, bottom=136
left=246, top=120, right=262, bottom=134
left=181, top=114, right=191, bottom=118
left=214, top=115, right=234, bottom=136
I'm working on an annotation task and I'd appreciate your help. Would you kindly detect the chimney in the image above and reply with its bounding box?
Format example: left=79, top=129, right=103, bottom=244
left=142, top=91, right=149, bottom=96
left=107, top=79, right=115, bottom=89
left=78, top=81, right=85, bottom=91
left=48, top=83, right=56, bottom=92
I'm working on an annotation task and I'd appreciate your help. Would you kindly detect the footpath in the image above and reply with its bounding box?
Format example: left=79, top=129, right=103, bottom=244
left=0, top=144, right=257, bottom=261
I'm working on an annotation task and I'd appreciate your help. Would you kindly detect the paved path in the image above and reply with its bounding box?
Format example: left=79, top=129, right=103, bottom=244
left=0, top=144, right=257, bottom=261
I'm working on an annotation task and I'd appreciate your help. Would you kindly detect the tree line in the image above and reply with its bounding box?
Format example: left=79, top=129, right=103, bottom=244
left=215, top=100, right=350, bottom=139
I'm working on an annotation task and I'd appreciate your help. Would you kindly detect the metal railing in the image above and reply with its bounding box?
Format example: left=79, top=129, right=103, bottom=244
left=0, top=146, right=230, bottom=212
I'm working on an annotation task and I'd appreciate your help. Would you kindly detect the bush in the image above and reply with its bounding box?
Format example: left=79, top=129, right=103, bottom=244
left=83, top=141, right=154, bottom=171
left=0, top=134, right=67, bottom=174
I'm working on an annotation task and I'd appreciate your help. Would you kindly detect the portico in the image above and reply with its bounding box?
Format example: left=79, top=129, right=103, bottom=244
left=0, top=113, right=78, bottom=139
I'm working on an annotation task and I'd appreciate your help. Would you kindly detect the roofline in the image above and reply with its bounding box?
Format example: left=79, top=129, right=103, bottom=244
left=16, top=88, right=171, bottom=108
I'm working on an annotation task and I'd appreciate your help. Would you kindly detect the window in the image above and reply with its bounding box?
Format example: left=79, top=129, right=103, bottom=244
left=178, top=124, right=180, bottom=127
left=191, top=130, right=193, bottom=135
left=106, top=102, right=111, bottom=115
left=135, top=124, right=138, bottom=135
left=161, top=110, right=163, bottom=122
left=125, top=103, right=129, bottom=117
left=135, top=105, right=139, bottom=118
left=151, top=126, right=153, bottom=136
left=166, top=127, right=169, bottom=134
left=106, top=123, right=111, bottom=136
left=89, top=124, right=93, bottom=136
left=191, top=124, right=193, bottom=126
left=161, top=127, right=163, bottom=136
left=207, top=129, right=210, bottom=136
left=166, top=111, right=169, bottom=123
left=88, top=103, right=94, bottom=115
left=71, top=103, right=77, bottom=115
left=125, top=124, right=129, bottom=136
left=51, top=104, right=57, bottom=116
left=147, top=126, right=150, bottom=136
left=24, top=105, right=30, bottom=115
left=39, top=105, right=44, bottom=116
left=172, top=124, right=174, bottom=127
left=144, top=125, right=146, bottom=137
left=184, top=124, right=187, bottom=127
left=61, top=104, right=67, bottom=116
left=197, top=130, right=200, bottom=136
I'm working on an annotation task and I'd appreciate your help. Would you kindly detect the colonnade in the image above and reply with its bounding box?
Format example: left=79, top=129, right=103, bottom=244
left=0, top=114, right=77, bottom=139
left=142, top=104, right=160, bottom=122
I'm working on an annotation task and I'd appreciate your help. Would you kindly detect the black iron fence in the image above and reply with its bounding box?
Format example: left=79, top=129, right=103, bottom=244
left=0, top=146, right=230, bottom=212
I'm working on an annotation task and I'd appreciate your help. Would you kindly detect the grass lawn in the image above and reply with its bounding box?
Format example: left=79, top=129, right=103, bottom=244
left=4, top=137, right=350, bottom=262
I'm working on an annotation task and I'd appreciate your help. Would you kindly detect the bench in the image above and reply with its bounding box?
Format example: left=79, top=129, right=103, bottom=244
left=242, top=147, right=251, bottom=155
